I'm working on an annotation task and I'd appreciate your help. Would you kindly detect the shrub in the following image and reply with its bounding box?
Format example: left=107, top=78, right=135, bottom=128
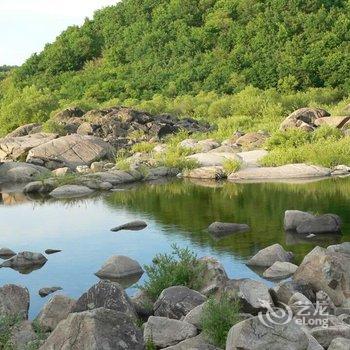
left=223, top=159, right=241, bottom=175
left=42, top=119, right=67, bottom=135
left=140, top=244, right=205, bottom=300
left=264, top=129, right=311, bottom=150
left=155, top=146, right=198, bottom=171
left=201, top=295, right=241, bottom=348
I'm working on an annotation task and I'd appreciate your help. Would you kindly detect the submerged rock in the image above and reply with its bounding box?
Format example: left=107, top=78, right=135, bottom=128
left=247, top=243, right=294, bottom=267
left=44, top=249, right=62, bottom=255
left=1, top=251, right=47, bottom=273
left=296, top=214, right=342, bottom=234
left=39, top=287, right=63, bottom=298
left=208, top=222, right=250, bottom=238
left=40, top=308, right=144, bottom=350
left=110, top=220, right=147, bottom=232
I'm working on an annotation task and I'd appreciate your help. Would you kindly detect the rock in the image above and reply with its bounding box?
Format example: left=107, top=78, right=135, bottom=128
left=0, top=247, right=16, bottom=259
left=296, top=214, right=342, bottom=234
left=198, top=256, right=229, bottom=296
left=183, top=302, right=206, bottom=329
left=187, top=152, right=239, bottom=167
left=131, top=290, right=154, bottom=319
left=51, top=167, right=71, bottom=176
left=72, top=280, right=136, bottom=318
left=36, top=295, right=76, bottom=331
left=328, top=242, right=350, bottom=255
left=27, top=134, right=113, bottom=170
left=40, top=307, right=144, bottom=350
left=236, top=149, right=268, bottom=167
left=0, top=133, right=58, bottom=161
left=229, top=164, right=331, bottom=181
left=280, top=107, right=330, bottom=131
left=263, top=261, right=298, bottom=280
left=49, top=185, right=94, bottom=199
left=8, top=321, right=37, bottom=350
left=270, top=280, right=316, bottom=305
left=226, top=316, right=309, bottom=349
left=39, top=287, right=63, bottom=298
left=284, top=210, right=316, bottom=230
left=236, top=279, right=274, bottom=315
left=90, top=161, right=107, bottom=172
left=45, top=249, right=61, bottom=255
left=53, top=107, right=85, bottom=121
left=163, top=334, right=219, bottom=350
left=208, top=222, right=250, bottom=238
left=76, top=165, right=90, bottom=174
left=247, top=243, right=294, bottom=267
left=92, top=170, right=140, bottom=185
left=144, top=166, right=177, bottom=181
left=0, top=162, right=49, bottom=184
left=154, top=286, right=207, bottom=319
left=183, top=166, right=225, bottom=179
left=179, top=139, right=198, bottom=150
left=99, top=181, right=113, bottom=190
left=235, top=132, right=268, bottom=150
left=311, top=325, right=350, bottom=348
left=143, top=316, right=197, bottom=348
left=23, top=180, right=55, bottom=194
left=5, top=123, right=41, bottom=138
left=208, top=145, right=240, bottom=153
left=153, top=144, right=168, bottom=153
left=0, top=284, right=30, bottom=319
left=328, top=337, right=350, bottom=350
left=111, top=220, right=147, bottom=232
left=196, top=139, right=220, bottom=152
left=293, top=246, right=350, bottom=306
left=1, top=251, right=47, bottom=273
left=95, top=255, right=143, bottom=282
left=314, top=116, right=350, bottom=128
left=332, top=165, right=350, bottom=176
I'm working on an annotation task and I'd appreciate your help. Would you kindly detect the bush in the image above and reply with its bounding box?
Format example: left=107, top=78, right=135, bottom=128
left=201, top=295, right=241, bottom=348
left=264, top=129, right=311, bottom=150
left=140, top=244, right=205, bottom=301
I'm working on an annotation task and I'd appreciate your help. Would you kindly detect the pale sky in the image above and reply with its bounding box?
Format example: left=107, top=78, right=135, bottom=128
left=0, top=0, right=118, bottom=66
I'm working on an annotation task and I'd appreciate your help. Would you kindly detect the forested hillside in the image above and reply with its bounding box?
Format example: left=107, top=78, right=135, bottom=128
left=0, top=0, right=350, bottom=134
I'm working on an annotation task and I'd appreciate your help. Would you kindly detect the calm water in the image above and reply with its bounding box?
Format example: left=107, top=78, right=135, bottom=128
left=0, top=177, right=349, bottom=318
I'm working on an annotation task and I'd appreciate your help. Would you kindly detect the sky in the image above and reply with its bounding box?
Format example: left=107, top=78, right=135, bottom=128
left=0, top=0, right=118, bottom=66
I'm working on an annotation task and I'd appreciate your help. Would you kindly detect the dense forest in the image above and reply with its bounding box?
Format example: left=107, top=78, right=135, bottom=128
left=0, top=0, right=350, bottom=135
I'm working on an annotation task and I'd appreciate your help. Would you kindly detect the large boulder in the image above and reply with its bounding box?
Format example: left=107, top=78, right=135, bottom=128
left=284, top=210, right=316, bottom=231
left=0, top=284, right=30, bottom=319
left=228, top=164, right=331, bottom=181
left=183, top=302, right=206, bottom=330
left=247, top=243, right=294, bottom=267
left=1, top=252, right=47, bottom=273
left=314, top=116, right=350, bottom=129
left=95, top=255, right=144, bottom=282
left=40, top=307, right=144, bottom=350
left=280, top=107, right=330, bottom=131
left=187, top=152, right=239, bottom=167
left=226, top=316, right=309, bottom=349
left=311, top=326, right=350, bottom=349
left=27, top=134, right=113, bottom=170
left=293, top=246, right=350, bottom=306
left=236, top=149, right=268, bottom=167
left=0, top=133, right=58, bottom=161
left=154, top=286, right=206, bottom=319
left=208, top=222, right=250, bottom=239
left=0, top=162, right=49, bottom=184
left=295, top=214, right=342, bottom=234
left=36, top=295, right=76, bottom=331
left=263, top=261, right=298, bottom=280
left=72, top=280, right=136, bottom=318
left=143, top=316, right=197, bottom=348
left=5, top=123, right=41, bottom=138
left=8, top=321, right=37, bottom=350
left=49, top=185, right=94, bottom=199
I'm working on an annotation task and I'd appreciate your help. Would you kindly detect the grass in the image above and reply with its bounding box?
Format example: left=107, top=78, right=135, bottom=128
left=139, top=244, right=205, bottom=301
left=131, top=142, right=156, bottom=154
left=201, top=294, right=241, bottom=348
left=42, top=119, right=67, bottom=136
left=223, top=159, right=241, bottom=175
left=0, top=315, right=22, bottom=349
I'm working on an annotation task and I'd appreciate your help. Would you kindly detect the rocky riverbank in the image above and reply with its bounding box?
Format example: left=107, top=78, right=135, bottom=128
left=0, top=210, right=349, bottom=349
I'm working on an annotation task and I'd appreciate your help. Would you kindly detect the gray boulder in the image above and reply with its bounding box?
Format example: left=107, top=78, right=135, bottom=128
left=183, top=302, right=206, bottom=330
left=7, top=321, right=37, bottom=350
left=23, top=180, right=55, bottom=194
left=72, top=280, right=136, bottom=319
left=328, top=242, right=350, bottom=255
left=36, top=295, right=76, bottom=331
left=5, top=123, right=41, bottom=138
left=263, top=261, right=298, bottom=280
left=311, top=326, right=350, bottom=348
left=0, top=162, right=49, bottom=184
left=40, top=308, right=144, bottom=350
left=247, top=243, right=294, bottom=267
left=1, top=252, right=47, bottom=273
left=143, top=316, right=197, bottom=348
left=49, top=185, right=94, bottom=199
left=163, top=334, right=220, bottom=350
left=183, top=166, right=225, bottom=180
left=296, top=214, right=342, bottom=234
left=208, top=222, right=250, bottom=238
left=39, top=287, right=62, bottom=298
left=187, top=152, right=238, bottom=167
left=111, top=220, right=147, bottom=232
left=154, top=286, right=207, bottom=319
left=0, top=284, right=30, bottom=319
left=284, top=210, right=316, bottom=230
left=27, top=134, right=113, bottom=170
left=131, top=290, right=154, bottom=319
left=226, top=316, right=309, bottom=349
left=95, top=255, right=143, bottom=281
left=328, top=337, right=350, bottom=350
left=0, top=247, right=16, bottom=259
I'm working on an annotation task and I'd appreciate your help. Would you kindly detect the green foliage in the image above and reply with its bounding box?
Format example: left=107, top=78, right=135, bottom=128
left=155, top=146, right=198, bottom=171
left=131, top=142, right=156, bottom=154
left=265, top=129, right=312, bottom=150
left=0, top=314, right=21, bottom=349
left=201, top=294, right=241, bottom=348
left=140, top=244, right=205, bottom=300
left=42, top=119, right=67, bottom=136
left=223, top=159, right=241, bottom=175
